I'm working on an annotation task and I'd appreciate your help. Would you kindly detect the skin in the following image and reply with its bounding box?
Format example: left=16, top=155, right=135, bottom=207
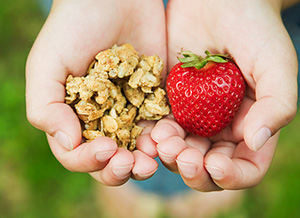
left=282, top=0, right=300, bottom=9
left=26, top=0, right=166, bottom=186
left=148, top=0, right=298, bottom=191
left=26, top=0, right=298, bottom=191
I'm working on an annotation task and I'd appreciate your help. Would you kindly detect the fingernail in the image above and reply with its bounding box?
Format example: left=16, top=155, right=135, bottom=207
left=54, top=131, right=73, bottom=150
left=140, top=125, right=154, bottom=135
left=111, top=164, right=133, bottom=179
left=151, top=123, right=174, bottom=142
left=253, top=127, right=271, bottom=152
left=136, top=169, right=157, bottom=179
left=157, top=149, right=176, bottom=164
left=205, top=165, right=224, bottom=180
left=176, top=159, right=197, bottom=178
left=95, top=150, right=116, bottom=162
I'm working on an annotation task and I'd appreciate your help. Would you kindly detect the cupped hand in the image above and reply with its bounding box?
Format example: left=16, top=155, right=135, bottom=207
left=26, top=0, right=166, bottom=186
left=151, top=0, right=298, bottom=191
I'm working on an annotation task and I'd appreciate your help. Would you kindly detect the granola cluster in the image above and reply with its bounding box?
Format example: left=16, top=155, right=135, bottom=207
left=65, top=44, right=170, bottom=150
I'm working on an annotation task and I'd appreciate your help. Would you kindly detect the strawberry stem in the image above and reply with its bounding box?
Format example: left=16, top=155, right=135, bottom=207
left=178, top=50, right=230, bottom=69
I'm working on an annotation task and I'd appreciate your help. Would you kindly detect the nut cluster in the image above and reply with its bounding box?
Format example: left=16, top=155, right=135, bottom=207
left=65, top=44, right=169, bottom=150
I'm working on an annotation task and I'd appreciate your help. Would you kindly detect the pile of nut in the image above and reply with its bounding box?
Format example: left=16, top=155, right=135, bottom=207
left=65, top=44, right=170, bottom=150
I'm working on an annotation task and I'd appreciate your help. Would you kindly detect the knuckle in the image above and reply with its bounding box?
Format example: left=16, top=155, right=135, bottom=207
left=26, top=107, right=43, bottom=128
left=279, top=101, right=297, bottom=128
left=58, top=156, right=81, bottom=173
left=285, top=103, right=297, bottom=121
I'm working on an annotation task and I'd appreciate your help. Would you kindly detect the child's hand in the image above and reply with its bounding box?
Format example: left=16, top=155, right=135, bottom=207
left=26, top=0, right=166, bottom=186
left=151, top=0, right=298, bottom=191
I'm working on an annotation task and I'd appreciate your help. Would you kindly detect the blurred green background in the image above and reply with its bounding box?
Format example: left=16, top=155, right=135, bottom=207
left=0, top=1, right=299, bottom=217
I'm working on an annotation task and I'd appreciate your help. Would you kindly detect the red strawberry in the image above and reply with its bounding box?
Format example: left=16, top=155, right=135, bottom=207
left=166, top=50, right=246, bottom=137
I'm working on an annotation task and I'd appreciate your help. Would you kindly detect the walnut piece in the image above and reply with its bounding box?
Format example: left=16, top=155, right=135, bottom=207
left=65, top=44, right=169, bottom=150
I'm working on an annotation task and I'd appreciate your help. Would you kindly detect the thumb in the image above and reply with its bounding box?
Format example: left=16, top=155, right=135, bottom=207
left=27, top=101, right=82, bottom=150
left=26, top=48, right=82, bottom=150
left=244, top=95, right=296, bottom=151
left=243, top=40, right=298, bottom=151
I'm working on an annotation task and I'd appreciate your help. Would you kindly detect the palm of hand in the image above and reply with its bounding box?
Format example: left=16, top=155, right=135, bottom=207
left=26, top=0, right=166, bottom=186
left=150, top=0, right=297, bottom=191
left=42, top=0, right=167, bottom=77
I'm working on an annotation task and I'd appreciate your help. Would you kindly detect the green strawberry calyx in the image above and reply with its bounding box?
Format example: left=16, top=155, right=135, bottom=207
left=178, top=50, right=230, bottom=69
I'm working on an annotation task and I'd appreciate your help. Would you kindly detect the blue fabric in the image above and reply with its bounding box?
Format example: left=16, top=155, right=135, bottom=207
left=130, top=158, right=191, bottom=197
left=282, top=3, right=300, bottom=102
left=163, top=0, right=168, bottom=8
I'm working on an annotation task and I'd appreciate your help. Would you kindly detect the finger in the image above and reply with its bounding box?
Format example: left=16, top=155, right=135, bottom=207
left=184, top=134, right=211, bottom=155
left=136, top=121, right=158, bottom=158
left=29, top=102, right=82, bottom=150
left=26, top=40, right=85, bottom=150
left=156, top=136, right=188, bottom=172
left=48, top=136, right=118, bottom=172
left=243, top=36, right=298, bottom=151
left=204, top=133, right=278, bottom=190
left=244, top=94, right=296, bottom=151
left=151, top=118, right=187, bottom=143
left=90, top=148, right=134, bottom=186
left=131, top=150, right=158, bottom=180
left=176, top=148, right=220, bottom=191
left=26, top=53, right=81, bottom=149
left=209, top=141, right=237, bottom=158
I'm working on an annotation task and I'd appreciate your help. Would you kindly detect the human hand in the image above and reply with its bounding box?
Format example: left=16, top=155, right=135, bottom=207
left=26, top=0, right=166, bottom=186
left=150, top=0, right=298, bottom=191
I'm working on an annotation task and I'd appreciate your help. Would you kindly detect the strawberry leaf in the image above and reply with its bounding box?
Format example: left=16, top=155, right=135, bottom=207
left=195, top=61, right=208, bottom=69
left=181, top=61, right=199, bottom=68
left=178, top=50, right=230, bottom=69
left=206, top=56, right=228, bottom=63
left=178, top=56, right=196, bottom=63
left=181, top=51, right=197, bottom=57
